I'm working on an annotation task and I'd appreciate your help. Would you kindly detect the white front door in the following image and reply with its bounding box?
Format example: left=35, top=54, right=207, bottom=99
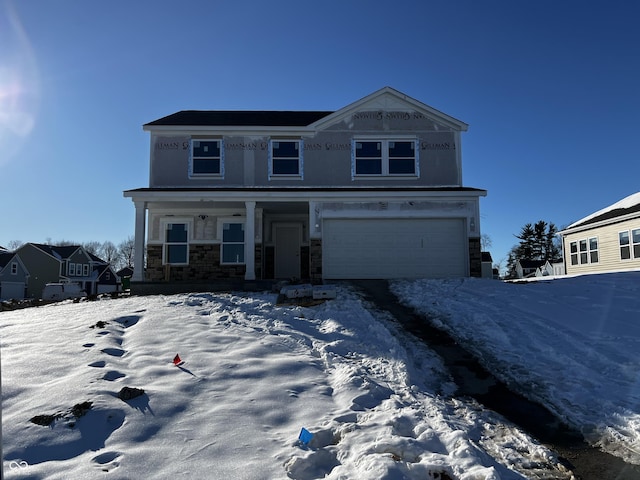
left=274, top=223, right=302, bottom=279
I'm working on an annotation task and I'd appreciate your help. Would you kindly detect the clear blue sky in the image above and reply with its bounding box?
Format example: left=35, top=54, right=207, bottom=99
left=1, top=0, right=639, bottom=269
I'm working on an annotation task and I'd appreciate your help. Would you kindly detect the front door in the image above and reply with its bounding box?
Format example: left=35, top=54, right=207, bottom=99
left=274, top=223, right=302, bottom=279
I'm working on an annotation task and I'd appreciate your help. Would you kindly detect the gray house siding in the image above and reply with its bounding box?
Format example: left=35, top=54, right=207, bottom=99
left=0, top=253, right=29, bottom=300
left=149, top=124, right=460, bottom=188
left=15, top=244, right=62, bottom=299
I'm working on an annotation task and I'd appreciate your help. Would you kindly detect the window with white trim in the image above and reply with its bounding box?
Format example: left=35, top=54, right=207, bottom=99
left=589, top=237, right=599, bottom=263
left=190, top=139, right=223, bottom=176
left=619, top=228, right=640, bottom=260
left=69, top=263, right=76, bottom=276
left=269, top=140, right=302, bottom=177
left=353, top=139, right=418, bottom=176
left=165, top=223, right=189, bottom=264
left=83, top=264, right=90, bottom=276
left=11, top=262, right=18, bottom=275
left=570, top=237, right=598, bottom=265
left=620, top=231, right=631, bottom=260
left=221, top=222, right=245, bottom=264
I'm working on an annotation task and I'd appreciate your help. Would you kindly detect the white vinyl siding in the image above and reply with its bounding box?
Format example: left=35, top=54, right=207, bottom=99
left=322, top=218, right=466, bottom=279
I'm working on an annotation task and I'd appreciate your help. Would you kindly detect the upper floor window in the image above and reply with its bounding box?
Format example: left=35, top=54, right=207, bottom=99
left=191, top=139, right=223, bottom=176
left=269, top=140, right=302, bottom=177
left=619, top=228, right=640, bottom=260
left=165, top=223, right=189, bottom=264
left=353, top=139, right=418, bottom=177
left=11, top=262, right=18, bottom=275
left=83, top=264, right=90, bottom=276
left=69, top=263, right=76, bottom=276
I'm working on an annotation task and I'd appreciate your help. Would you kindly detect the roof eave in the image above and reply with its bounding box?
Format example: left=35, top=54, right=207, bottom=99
left=559, top=211, right=640, bottom=235
left=143, top=124, right=318, bottom=136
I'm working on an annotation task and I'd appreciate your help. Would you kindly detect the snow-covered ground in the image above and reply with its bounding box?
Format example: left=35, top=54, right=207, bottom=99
left=1, top=272, right=638, bottom=479
left=393, top=272, right=640, bottom=466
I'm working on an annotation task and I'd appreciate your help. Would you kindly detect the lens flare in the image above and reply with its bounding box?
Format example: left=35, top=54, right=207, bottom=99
left=0, top=1, right=40, bottom=166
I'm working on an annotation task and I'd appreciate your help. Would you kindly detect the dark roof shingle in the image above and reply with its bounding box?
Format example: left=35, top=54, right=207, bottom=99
left=145, top=110, right=334, bottom=127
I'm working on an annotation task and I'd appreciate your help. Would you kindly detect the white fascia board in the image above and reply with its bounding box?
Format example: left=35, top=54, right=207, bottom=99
left=559, top=211, right=640, bottom=236
left=143, top=125, right=317, bottom=137
left=310, top=86, right=469, bottom=132
left=124, top=188, right=486, bottom=204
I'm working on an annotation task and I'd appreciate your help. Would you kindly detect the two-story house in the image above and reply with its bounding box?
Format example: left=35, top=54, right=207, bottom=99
left=124, top=87, right=487, bottom=285
left=15, top=243, right=120, bottom=298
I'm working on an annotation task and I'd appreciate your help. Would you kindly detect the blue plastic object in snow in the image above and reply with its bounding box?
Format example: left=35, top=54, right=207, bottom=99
left=298, top=427, right=313, bottom=445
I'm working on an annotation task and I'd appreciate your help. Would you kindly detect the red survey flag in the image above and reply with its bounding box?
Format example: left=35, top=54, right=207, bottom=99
left=173, top=354, right=182, bottom=365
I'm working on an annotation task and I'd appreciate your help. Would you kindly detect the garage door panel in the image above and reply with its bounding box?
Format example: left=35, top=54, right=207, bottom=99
left=323, top=218, right=466, bottom=279
left=1, top=282, right=26, bottom=301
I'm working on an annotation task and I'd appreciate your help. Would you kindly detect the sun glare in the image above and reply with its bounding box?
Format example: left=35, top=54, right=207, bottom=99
left=0, top=1, right=40, bottom=166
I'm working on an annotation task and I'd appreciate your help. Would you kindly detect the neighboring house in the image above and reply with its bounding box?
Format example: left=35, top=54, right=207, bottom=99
left=0, top=251, right=29, bottom=300
left=551, top=261, right=565, bottom=276
left=124, top=87, right=487, bottom=284
left=534, top=261, right=554, bottom=277
left=559, top=192, right=640, bottom=275
left=515, top=259, right=546, bottom=279
left=14, top=243, right=120, bottom=298
left=481, top=252, right=494, bottom=279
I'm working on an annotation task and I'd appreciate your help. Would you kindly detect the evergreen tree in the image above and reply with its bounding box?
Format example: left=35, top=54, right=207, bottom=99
left=507, top=220, right=563, bottom=278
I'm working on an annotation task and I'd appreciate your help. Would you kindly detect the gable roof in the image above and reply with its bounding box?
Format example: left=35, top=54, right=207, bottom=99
left=142, top=87, right=468, bottom=133
left=517, top=259, right=546, bottom=269
left=564, top=192, right=640, bottom=231
left=145, top=110, right=333, bottom=128
left=0, top=251, right=13, bottom=269
left=26, top=243, right=108, bottom=264
left=311, top=86, right=468, bottom=132
left=29, top=243, right=81, bottom=260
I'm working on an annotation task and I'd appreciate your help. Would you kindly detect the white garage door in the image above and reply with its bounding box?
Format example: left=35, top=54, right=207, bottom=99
left=322, top=218, right=467, bottom=279
left=1, top=281, right=26, bottom=301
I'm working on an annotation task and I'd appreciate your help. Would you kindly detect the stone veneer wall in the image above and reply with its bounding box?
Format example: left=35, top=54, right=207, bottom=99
left=468, top=238, right=481, bottom=278
left=310, top=239, right=322, bottom=284
left=146, top=244, right=251, bottom=282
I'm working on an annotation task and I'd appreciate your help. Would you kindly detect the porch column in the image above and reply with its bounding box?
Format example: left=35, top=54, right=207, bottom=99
left=132, top=200, right=146, bottom=282
left=244, top=201, right=256, bottom=280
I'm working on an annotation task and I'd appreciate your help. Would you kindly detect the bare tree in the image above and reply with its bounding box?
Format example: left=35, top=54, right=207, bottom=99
left=101, top=241, right=118, bottom=265
left=480, top=233, right=493, bottom=252
left=118, top=236, right=135, bottom=268
left=7, top=240, right=23, bottom=251
left=83, top=241, right=101, bottom=255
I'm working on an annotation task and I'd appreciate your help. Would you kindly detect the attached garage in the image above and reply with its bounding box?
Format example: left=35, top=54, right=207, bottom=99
left=322, top=218, right=467, bottom=279
left=1, top=281, right=26, bottom=301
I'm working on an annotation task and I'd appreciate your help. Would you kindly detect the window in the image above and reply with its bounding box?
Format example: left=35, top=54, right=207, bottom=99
left=570, top=237, right=598, bottom=265
left=69, top=263, right=76, bottom=276
left=191, top=140, right=222, bottom=176
left=83, top=264, right=90, bottom=276
left=589, top=237, right=599, bottom=263
left=221, top=222, right=244, bottom=264
left=165, top=223, right=189, bottom=264
left=11, top=262, right=17, bottom=275
left=620, top=231, right=631, bottom=260
left=76, top=263, right=83, bottom=276
left=353, top=139, right=417, bottom=176
left=270, top=140, right=302, bottom=176
left=579, top=240, right=588, bottom=264
left=570, top=242, right=578, bottom=265
left=620, top=228, right=640, bottom=260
